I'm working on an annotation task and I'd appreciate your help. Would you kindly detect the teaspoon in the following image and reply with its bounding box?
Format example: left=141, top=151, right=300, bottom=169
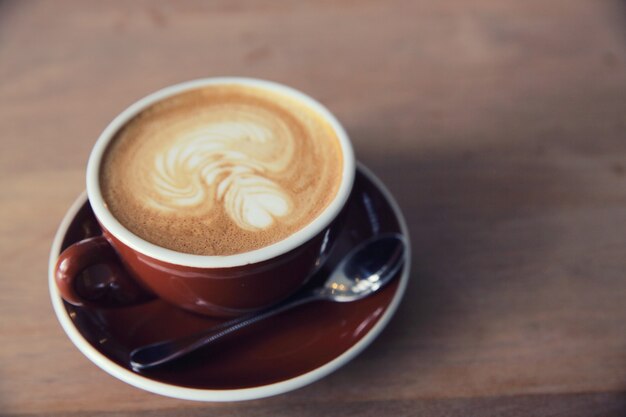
left=130, top=233, right=406, bottom=370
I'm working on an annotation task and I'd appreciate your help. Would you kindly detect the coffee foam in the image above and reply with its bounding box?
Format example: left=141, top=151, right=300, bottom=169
left=100, top=84, right=343, bottom=255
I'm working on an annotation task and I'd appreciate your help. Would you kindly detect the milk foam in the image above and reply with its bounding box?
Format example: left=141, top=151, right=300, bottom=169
left=147, top=117, right=293, bottom=231
left=100, top=85, right=342, bottom=255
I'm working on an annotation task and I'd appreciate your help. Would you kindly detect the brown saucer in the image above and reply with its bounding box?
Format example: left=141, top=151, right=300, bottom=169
left=49, top=164, right=411, bottom=401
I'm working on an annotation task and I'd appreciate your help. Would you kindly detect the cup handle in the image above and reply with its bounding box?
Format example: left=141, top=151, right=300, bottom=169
left=55, top=236, right=152, bottom=307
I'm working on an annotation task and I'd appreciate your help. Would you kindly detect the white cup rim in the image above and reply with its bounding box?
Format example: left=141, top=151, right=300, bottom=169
left=86, top=77, right=355, bottom=268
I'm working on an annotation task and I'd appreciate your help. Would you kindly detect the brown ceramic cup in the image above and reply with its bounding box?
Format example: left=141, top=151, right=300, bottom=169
left=54, top=78, right=355, bottom=317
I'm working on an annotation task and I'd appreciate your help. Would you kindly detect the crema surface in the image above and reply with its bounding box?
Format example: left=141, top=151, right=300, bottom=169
left=100, top=84, right=343, bottom=255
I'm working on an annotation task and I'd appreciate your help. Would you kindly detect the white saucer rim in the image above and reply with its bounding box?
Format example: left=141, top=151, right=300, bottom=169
left=48, top=163, right=411, bottom=402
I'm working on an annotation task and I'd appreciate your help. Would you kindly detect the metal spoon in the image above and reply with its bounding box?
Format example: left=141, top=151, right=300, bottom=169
left=130, top=234, right=406, bottom=371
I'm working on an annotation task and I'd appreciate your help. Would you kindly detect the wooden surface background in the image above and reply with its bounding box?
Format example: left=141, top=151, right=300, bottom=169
left=2, top=0, right=626, bottom=415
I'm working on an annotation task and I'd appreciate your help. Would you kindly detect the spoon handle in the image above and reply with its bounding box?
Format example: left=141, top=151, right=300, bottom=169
left=130, top=292, right=319, bottom=370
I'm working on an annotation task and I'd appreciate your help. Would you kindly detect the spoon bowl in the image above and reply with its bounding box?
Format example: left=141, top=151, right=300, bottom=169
left=316, top=234, right=406, bottom=302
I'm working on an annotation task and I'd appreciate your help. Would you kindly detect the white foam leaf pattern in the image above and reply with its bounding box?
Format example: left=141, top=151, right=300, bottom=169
left=219, top=174, right=290, bottom=231
left=146, top=118, right=294, bottom=230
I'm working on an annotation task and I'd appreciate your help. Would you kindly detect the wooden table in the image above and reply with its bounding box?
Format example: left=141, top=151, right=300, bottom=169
left=2, top=1, right=626, bottom=415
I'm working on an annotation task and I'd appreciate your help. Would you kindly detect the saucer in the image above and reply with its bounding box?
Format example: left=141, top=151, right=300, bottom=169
left=49, top=164, right=411, bottom=401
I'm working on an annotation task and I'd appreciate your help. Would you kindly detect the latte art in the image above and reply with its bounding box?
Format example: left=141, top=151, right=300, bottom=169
left=148, top=117, right=294, bottom=231
left=100, top=84, right=343, bottom=255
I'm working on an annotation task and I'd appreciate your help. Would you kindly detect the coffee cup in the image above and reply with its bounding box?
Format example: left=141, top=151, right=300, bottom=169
left=55, top=77, right=355, bottom=317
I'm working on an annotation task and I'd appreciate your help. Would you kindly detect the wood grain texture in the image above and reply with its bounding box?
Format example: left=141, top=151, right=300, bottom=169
left=2, top=0, right=626, bottom=415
